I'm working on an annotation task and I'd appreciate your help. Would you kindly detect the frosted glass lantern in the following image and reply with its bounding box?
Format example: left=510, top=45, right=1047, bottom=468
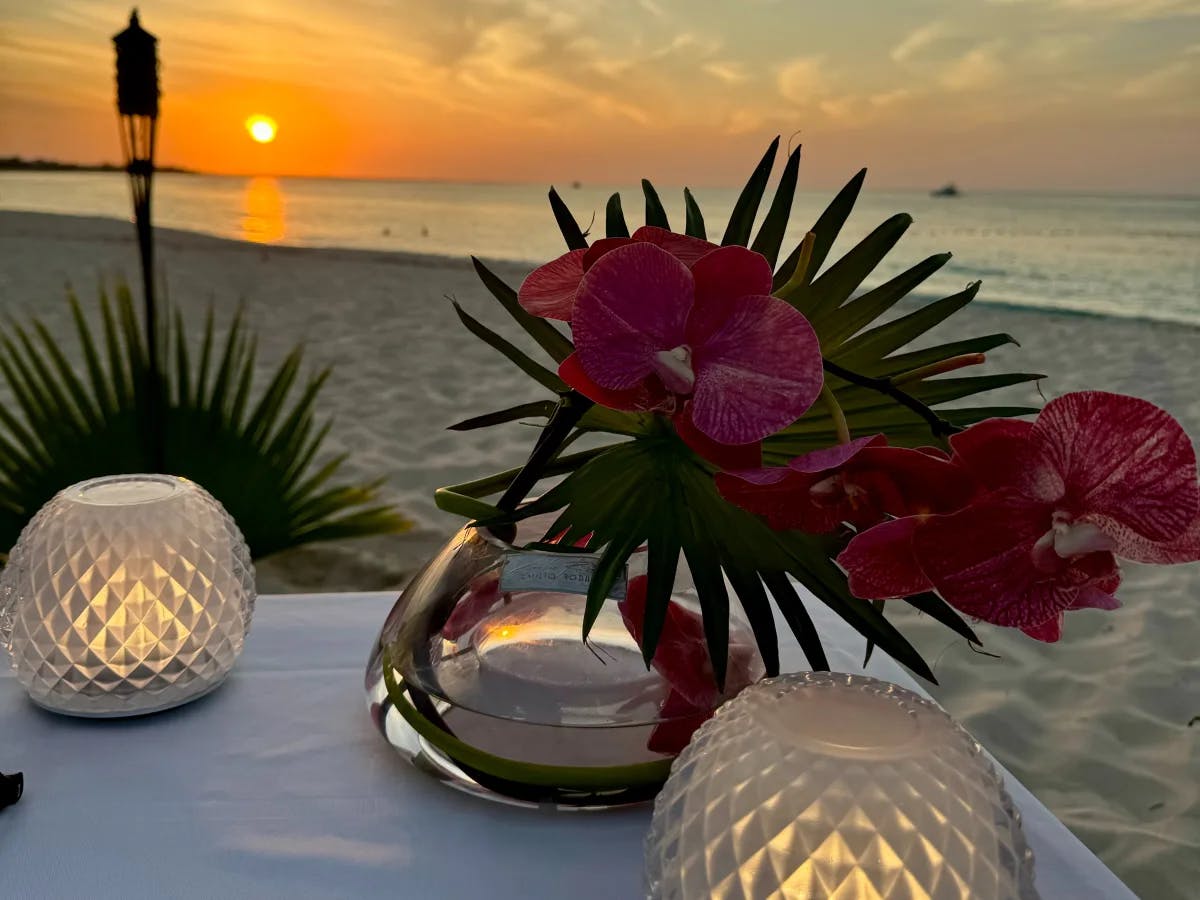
left=0, top=474, right=255, bottom=717
left=645, top=672, right=1039, bottom=900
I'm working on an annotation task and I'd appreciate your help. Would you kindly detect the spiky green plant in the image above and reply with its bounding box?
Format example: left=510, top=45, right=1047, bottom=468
left=0, top=283, right=409, bottom=560
left=436, top=137, right=1043, bottom=683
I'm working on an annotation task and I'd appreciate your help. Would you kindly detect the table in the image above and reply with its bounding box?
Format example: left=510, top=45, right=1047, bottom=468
left=1, top=592, right=1136, bottom=899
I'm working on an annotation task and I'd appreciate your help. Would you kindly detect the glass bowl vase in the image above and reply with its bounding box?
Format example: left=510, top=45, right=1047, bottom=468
left=364, top=515, right=764, bottom=809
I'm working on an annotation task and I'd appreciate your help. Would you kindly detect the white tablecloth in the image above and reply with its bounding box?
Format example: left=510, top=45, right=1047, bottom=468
left=0, top=592, right=1135, bottom=899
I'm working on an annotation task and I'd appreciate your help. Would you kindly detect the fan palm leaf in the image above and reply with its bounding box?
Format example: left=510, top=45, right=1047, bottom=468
left=0, top=283, right=408, bottom=561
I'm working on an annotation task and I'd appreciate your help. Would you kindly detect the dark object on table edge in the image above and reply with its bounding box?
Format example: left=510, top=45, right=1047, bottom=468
left=1, top=770, right=23, bottom=809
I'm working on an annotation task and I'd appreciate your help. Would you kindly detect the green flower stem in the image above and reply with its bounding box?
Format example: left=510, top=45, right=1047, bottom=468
left=497, top=392, right=594, bottom=511
left=773, top=231, right=817, bottom=301
left=823, top=358, right=962, bottom=441
left=820, top=384, right=851, bottom=444
left=892, top=352, right=987, bottom=387
left=433, top=445, right=611, bottom=520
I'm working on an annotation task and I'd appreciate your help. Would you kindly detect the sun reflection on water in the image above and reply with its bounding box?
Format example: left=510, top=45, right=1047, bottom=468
left=241, top=175, right=285, bottom=243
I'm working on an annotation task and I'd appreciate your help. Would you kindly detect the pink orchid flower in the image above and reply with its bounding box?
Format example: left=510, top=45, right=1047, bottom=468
left=716, top=434, right=975, bottom=533
left=517, top=226, right=718, bottom=321
left=440, top=570, right=504, bottom=640
left=837, top=392, right=1200, bottom=641
left=558, top=241, right=824, bottom=455
left=619, top=573, right=762, bottom=754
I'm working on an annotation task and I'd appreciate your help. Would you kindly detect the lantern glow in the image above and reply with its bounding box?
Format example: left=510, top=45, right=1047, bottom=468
left=0, top=475, right=256, bottom=717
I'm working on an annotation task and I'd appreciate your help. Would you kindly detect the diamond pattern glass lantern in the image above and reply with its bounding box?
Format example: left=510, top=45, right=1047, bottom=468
left=0, top=475, right=255, bottom=717
left=645, top=672, right=1039, bottom=900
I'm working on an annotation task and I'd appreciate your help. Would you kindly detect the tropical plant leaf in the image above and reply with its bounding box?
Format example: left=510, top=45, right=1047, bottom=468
left=606, top=193, right=630, bottom=238
left=773, top=167, right=865, bottom=290
left=820, top=373, right=1044, bottom=416
left=832, top=281, right=982, bottom=367
left=578, top=404, right=653, bottom=437
left=816, top=252, right=952, bottom=351
left=721, top=135, right=779, bottom=247
left=0, top=283, right=409, bottom=559
left=942, top=405, right=1040, bottom=425
left=548, top=187, right=589, bottom=250
left=683, top=188, right=707, bottom=240
left=783, top=213, right=912, bottom=323
left=779, top=540, right=935, bottom=681
left=863, top=599, right=886, bottom=665
left=641, top=505, right=681, bottom=668
left=586, top=525, right=645, bottom=637
left=502, top=434, right=938, bottom=684
left=724, top=563, right=779, bottom=676
left=470, top=257, right=573, bottom=363
left=451, top=301, right=567, bottom=393
left=907, top=373, right=1045, bottom=405
left=762, top=571, right=830, bottom=671
left=685, top=535, right=732, bottom=689
left=449, top=401, right=558, bottom=431
left=749, top=143, right=801, bottom=269
left=903, top=592, right=981, bottom=645
left=865, top=333, right=1019, bottom=377
left=642, top=179, right=670, bottom=229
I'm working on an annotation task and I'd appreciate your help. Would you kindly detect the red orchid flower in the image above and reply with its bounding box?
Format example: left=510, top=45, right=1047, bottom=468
left=441, top=530, right=596, bottom=640
left=838, top=392, right=1200, bottom=641
left=715, top=434, right=974, bottom=533
left=440, top=570, right=504, bottom=640
left=559, top=242, right=824, bottom=462
left=517, top=226, right=718, bottom=322
left=619, top=573, right=762, bottom=754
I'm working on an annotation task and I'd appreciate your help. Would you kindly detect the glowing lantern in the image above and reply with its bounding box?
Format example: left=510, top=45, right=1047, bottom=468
left=645, top=673, right=1039, bottom=899
left=0, top=475, right=255, bottom=717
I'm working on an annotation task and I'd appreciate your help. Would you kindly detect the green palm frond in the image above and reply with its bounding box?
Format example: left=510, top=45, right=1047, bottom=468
left=441, top=139, right=1042, bottom=680
left=503, top=432, right=938, bottom=685
left=0, top=283, right=409, bottom=560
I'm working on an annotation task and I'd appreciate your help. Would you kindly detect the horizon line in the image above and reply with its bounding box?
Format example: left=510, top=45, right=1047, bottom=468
left=2, top=157, right=1198, bottom=201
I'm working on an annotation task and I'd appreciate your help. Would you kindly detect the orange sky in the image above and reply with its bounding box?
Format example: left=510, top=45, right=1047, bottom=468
left=2, top=1, right=1198, bottom=191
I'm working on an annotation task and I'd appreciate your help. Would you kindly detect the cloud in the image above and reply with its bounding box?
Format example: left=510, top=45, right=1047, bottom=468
left=987, top=0, right=1200, bottom=19
left=1025, top=33, right=1094, bottom=63
left=588, top=93, right=652, bottom=125
left=777, top=56, right=828, bottom=104
left=869, top=88, right=913, bottom=108
left=649, top=32, right=722, bottom=60
left=818, top=96, right=861, bottom=120
left=940, top=42, right=1006, bottom=91
left=891, top=23, right=949, bottom=63
left=702, top=61, right=749, bottom=84
left=1117, top=58, right=1197, bottom=98
left=1058, top=0, right=1200, bottom=16
left=724, top=108, right=766, bottom=135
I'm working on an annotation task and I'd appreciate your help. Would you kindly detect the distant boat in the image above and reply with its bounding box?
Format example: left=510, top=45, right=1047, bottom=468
left=571, top=180, right=582, bottom=189
left=931, top=183, right=961, bottom=197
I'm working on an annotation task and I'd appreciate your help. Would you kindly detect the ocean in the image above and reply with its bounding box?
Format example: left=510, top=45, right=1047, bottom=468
left=2, top=170, right=1198, bottom=326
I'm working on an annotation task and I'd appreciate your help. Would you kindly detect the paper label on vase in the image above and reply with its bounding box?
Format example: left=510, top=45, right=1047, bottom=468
left=499, top=551, right=627, bottom=600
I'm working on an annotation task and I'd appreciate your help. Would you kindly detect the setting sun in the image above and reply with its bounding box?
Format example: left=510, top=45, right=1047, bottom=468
left=245, top=115, right=277, bottom=144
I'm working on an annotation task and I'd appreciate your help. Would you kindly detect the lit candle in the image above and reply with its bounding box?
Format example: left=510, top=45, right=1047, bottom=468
left=0, top=475, right=255, bottom=717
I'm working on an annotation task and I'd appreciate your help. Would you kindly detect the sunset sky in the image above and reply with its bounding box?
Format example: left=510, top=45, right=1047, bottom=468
left=2, top=0, right=1198, bottom=191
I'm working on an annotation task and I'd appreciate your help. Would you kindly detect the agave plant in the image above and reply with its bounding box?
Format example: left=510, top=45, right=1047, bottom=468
left=437, top=137, right=1043, bottom=682
left=0, top=283, right=408, bottom=561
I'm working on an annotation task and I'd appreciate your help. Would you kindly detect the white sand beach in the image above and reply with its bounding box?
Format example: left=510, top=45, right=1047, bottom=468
left=1, top=209, right=1197, bottom=896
